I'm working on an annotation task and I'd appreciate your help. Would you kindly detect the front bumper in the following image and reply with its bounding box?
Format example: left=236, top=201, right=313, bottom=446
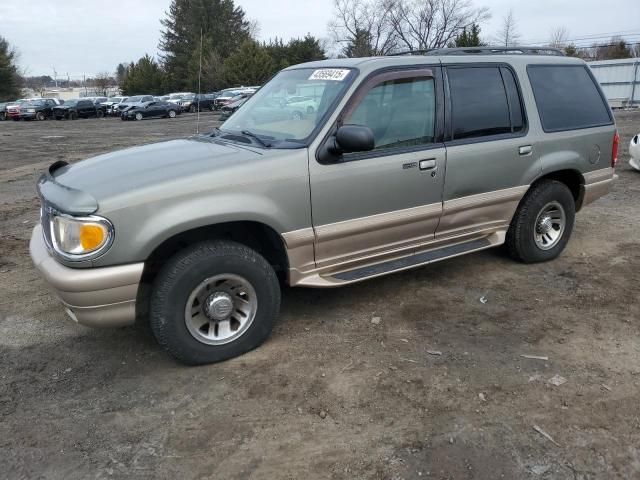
left=29, top=225, right=144, bottom=328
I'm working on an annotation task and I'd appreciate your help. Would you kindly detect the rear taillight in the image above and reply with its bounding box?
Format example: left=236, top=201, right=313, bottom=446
left=612, top=131, right=619, bottom=168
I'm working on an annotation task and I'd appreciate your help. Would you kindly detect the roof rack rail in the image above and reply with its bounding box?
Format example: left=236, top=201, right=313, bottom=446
left=388, top=46, right=565, bottom=57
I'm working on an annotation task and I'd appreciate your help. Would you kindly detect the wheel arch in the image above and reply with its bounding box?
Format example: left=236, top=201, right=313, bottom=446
left=140, top=220, right=290, bottom=286
left=136, top=220, right=290, bottom=324
left=528, top=168, right=585, bottom=211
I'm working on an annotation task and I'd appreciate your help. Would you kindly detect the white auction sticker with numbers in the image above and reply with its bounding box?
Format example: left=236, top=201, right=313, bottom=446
left=308, top=69, right=351, bottom=81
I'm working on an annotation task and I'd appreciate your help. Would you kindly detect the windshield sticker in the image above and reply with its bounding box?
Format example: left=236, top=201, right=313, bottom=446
left=308, top=69, right=351, bottom=81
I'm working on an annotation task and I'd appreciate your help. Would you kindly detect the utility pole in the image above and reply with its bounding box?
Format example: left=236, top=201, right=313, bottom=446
left=52, top=67, right=58, bottom=87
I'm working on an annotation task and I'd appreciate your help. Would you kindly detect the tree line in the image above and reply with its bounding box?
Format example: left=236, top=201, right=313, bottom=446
left=117, top=0, right=326, bottom=95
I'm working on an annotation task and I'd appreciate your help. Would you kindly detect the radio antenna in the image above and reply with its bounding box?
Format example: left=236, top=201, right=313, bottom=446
left=196, top=27, right=203, bottom=134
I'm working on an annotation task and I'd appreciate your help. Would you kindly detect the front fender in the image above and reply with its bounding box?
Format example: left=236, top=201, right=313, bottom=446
left=92, top=175, right=311, bottom=267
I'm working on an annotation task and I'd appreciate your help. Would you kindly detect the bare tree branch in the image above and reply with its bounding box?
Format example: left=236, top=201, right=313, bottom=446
left=495, top=9, right=520, bottom=47
left=329, top=0, right=488, bottom=55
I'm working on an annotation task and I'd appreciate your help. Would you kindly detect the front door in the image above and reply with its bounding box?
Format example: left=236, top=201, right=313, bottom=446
left=309, top=67, right=446, bottom=268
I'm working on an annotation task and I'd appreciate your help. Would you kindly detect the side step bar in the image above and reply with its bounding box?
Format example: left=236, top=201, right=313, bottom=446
left=333, top=238, right=492, bottom=282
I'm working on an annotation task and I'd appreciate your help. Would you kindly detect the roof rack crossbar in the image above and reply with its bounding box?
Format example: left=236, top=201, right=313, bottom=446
left=387, top=46, right=565, bottom=57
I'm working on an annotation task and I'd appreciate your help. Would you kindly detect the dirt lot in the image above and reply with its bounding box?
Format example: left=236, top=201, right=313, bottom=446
left=1, top=111, right=639, bottom=480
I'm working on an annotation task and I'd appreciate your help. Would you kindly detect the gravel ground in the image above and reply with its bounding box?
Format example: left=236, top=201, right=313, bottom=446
left=0, top=110, right=639, bottom=480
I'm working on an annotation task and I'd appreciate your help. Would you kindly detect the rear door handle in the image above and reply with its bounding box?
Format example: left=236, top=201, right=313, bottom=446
left=519, top=145, right=533, bottom=156
left=419, top=159, right=437, bottom=170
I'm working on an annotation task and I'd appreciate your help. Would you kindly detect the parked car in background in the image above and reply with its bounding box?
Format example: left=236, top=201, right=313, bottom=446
left=214, top=92, right=252, bottom=110
left=116, top=95, right=154, bottom=114
left=219, top=96, right=249, bottom=119
left=19, top=99, right=58, bottom=121
left=167, top=93, right=193, bottom=105
left=285, top=96, right=320, bottom=115
left=0, top=102, right=8, bottom=120
left=178, top=93, right=216, bottom=112
left=101, top=96, right=128, bottom=116
left=53, top=99, right=105, bottom=119
left=6, top=99, right=29, bottom=120
left=121, top=100, right=181, bottom=120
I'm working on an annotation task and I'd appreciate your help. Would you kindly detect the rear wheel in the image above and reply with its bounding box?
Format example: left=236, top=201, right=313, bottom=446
left=189, top=104, right=196, bottom=113
left=96, top=109, right=104, bottom=118
left=168, top=109, right=177, bottom=118
left=506, top=180, right=575, bottom=263
left=69, top=111, right=78, bottom=120
left=150, top=240, right=280, bottom=365
left=36, top=111, right=46, bottom=121
left=291, top=110, right=302, bottom=120
left=135, top=112, right=143, bottom=121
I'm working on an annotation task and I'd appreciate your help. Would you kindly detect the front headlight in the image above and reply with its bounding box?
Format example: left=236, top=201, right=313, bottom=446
left=50, top=214, right=113, bottom=260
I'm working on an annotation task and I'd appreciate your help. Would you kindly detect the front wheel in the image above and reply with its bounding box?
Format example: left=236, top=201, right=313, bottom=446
left=150, top=241, right=281, bottom=365
left=506, top=180, right=575, bottom=263
left=96, top=110, right=104, bottom=118
left=168, top=109, right=177, bottom=118
left=69, top=111, right=78, bottom=120
left=135, top=112, right=143, bottom=121
left=189, top=104, right=196, bottom=113
left=36, top=111, right=46, bottom=121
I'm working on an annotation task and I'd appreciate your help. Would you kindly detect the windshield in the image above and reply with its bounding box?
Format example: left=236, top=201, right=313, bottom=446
left=65, top=100, right=78, bottom=106
left=128, top=96, right=143, bottom=102
left=26, top=100, right=45, bottom=106
left=220, top=67, right=355, bottom=145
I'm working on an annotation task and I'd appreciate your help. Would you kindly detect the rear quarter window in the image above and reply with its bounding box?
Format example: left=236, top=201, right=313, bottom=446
left=527, top=65, right=612, bottom=132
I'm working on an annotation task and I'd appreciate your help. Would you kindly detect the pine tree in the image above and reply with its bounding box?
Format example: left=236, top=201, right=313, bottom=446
left=342, top=29, right=375, bottom=58
left=0, top=36, right=21, bottom=101
left=223, top=40, right=276, bottom=86
left=159, top=0, right=250, bottom=91
left=452, top=24, right=484, bottom=47
left=121, top=55, right=166, bottom=95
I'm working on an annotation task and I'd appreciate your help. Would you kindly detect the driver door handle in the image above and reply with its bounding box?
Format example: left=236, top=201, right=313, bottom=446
left=419, top=159, right=437, bottom=170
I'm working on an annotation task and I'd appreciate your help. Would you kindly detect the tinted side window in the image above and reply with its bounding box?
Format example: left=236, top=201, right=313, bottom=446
left=344, top=76, right=436, bottom=151
left=528, top=65, right=612, bottom=132
left=448, top=67, right=511, bottom=140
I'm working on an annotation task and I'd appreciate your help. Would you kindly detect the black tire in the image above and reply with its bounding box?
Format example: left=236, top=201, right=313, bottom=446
left=69, top=111, right=78, bottom=120
left=150, top=240, right=281, bottom=365
left=189, top=104, right=196, bottom=113
left=36, top=111, right=45, bottom=121
left=96, top=109, right=104, bottom=118
left=506, top=180, right=575, bottom=263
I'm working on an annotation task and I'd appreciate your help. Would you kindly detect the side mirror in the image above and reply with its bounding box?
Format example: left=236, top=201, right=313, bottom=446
left=331, top=125, right=375, bottom=154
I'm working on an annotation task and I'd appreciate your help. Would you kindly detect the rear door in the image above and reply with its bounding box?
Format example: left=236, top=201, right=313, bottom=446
left=309, top=67, right=447, bottom=268
left=437, top=64, right=536, bottom=239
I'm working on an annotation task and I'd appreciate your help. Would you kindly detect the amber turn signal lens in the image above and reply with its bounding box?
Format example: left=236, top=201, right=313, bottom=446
left=79, top=224, right=106, bottom=250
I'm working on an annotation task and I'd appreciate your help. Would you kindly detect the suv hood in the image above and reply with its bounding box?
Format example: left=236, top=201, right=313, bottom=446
left=46, top=137, right=264, bottom=211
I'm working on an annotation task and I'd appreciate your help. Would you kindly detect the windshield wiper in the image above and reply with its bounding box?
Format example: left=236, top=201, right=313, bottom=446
left=241, top=130, right=272, bottom=148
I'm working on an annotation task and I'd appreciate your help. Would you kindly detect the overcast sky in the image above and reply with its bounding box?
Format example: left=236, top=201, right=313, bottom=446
left=1, top=0, right=638, bottom=77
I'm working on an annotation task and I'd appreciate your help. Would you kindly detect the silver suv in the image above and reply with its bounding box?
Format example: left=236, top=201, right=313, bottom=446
left=31, top=48, right=618, bottom=364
